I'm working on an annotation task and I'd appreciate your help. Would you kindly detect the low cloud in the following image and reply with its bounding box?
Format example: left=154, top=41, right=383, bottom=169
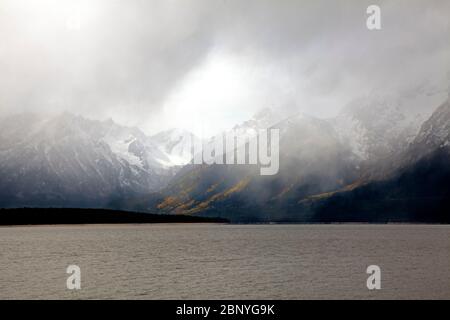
left=0, top=0, right=449, bottom=135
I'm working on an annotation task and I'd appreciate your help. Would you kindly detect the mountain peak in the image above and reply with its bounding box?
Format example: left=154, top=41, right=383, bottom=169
left=413, top=98, right=450, bottom=149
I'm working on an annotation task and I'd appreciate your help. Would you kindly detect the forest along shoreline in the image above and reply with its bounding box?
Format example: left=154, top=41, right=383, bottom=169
left=0, top=208, right=229, bottom=226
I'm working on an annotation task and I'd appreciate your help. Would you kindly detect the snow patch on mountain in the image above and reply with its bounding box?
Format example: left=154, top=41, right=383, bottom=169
left=331, top=82, right=449, bottom=161
left=149, top=128, right=201, bottom=167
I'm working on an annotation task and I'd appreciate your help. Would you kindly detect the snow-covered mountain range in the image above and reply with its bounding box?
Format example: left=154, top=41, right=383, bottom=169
left=113, top=83, right=450, bottom=222
left=331, top=83, right=448, bottom=162
left=0, top=82, right=449, bottom=220
left=0, top=113, right=197, bottom=207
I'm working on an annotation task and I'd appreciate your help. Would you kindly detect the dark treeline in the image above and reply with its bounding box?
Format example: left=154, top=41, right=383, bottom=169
left=0, top=208, right=228, bottom=226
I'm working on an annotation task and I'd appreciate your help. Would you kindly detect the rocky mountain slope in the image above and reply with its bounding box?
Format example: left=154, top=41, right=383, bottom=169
left=331, top=83, right=448, bottom=163
left=119, top=112, right=360, bottom=221
left=297, top=97, right=450, bottom=222
left=0, top=113, right=193, bottom=207
left=1, top=85, right=448, bottom=222
left=119, top=91, right=450, bottom=222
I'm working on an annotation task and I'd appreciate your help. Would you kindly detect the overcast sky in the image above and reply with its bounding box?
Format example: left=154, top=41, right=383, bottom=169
left=0, top=0, right=449, bottom=136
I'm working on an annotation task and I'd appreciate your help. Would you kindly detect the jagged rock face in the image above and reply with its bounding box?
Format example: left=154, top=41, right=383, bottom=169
left=0, top=113, right=189, bottom=207
left=331, top=85, right=448, bottom=163
left=379, top=97, right=450, bottom=174
left=296, top=97, right=450, bottom=223
left=412, top=98, right=450, bottom=152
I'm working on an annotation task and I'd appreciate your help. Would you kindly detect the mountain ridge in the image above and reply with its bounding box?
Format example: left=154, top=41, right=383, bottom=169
left=116, top=94, right=450, bottom=222
left=1, top=89, right=449, bottom=222
left=0, top=112, right=194, bottom=207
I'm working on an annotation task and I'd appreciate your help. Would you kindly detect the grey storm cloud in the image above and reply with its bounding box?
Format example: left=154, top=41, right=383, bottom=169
left=0, top=0, right=449, bottom=133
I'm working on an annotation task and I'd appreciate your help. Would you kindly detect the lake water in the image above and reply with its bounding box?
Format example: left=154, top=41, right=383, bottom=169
left=0, top=224, right=449, bottom=299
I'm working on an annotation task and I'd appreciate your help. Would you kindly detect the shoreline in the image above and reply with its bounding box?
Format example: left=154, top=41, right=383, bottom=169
left=1, top=222, right=449, bottom=228
left=0, top=207, right=229, bottom=226
left=1, top=208, right=449, bottom=226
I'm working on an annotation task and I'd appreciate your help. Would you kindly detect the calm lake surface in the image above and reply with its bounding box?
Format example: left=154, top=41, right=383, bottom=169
left=0, top=224, right=449, bottom=299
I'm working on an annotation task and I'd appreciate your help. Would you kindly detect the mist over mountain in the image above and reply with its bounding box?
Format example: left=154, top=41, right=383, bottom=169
left=332, top=82, right=448, bottom=162
left=0, top=80, right=449, bottom=222
left=0, top=113, right=193, bottom=207
left=1, top=0, right=450, bottom=224
left=308, top=97, right=450, bottom=223
left=150, top=128, right=202, bottom=167
left=107, top=84, right=450, bottom=222
left=1, top=74, right=449, bottom=224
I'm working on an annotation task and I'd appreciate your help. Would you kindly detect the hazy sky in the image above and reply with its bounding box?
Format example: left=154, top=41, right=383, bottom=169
left=0, top=0, right=449, bottom=136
